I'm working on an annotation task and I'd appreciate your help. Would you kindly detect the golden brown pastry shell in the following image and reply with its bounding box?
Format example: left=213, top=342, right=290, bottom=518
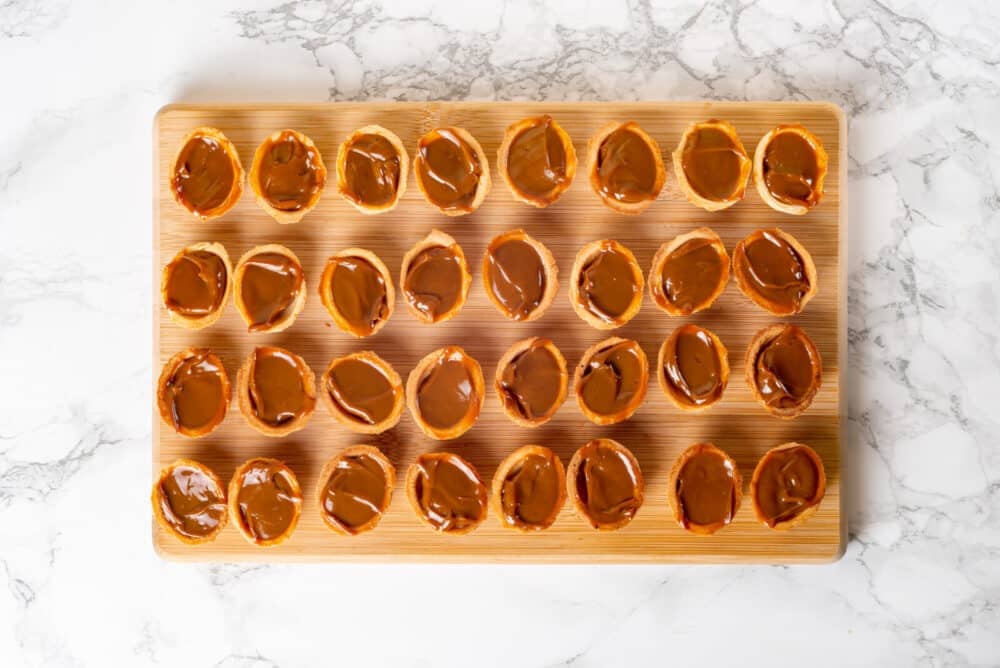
left=248, top=128, right=327, bottom=224
left=586, top=121, right=665, bottom=215
left=320, top=351, right=404, bottom=435
left=399, top=229, right=471, bottom=325
left=732, top=227, right=818, bottom=315
left=318, top=247, right=395, bottom=337
left=233, top=243, right=307, bottom=333
left=648, top=227, right=730, bottom=316
left=672, top=119, right=751, bottom=212
left=236, top=346, right=317, bottom=437
left=656, top=325, right=730, bottom=412
left=405, top=452, right=488, bottom=535
left=667, top=442, right=743, bottom=536
left=335, top=125, right=410, bottom=214
left=750, top=442, right=827, bottom=530
left=151, top=458, right=228, bottom=545
left=405, top=346, right=485, bottom=440
left=228, top=457, right=303, bottom=547
left=156, top=347, right=231, bottom=438
left=160, top=242, right=233, bottom=330
left=170, top=126, right=245, bottom=221
left=744, top=324, right=823, bottom=419
left=482, top=229, right=559, bottom=322
left=753, top=125, right=829, bottom=215
left=493, top=337, right=568, bottom=428
left=413, top=126, right=491, bottom=216
left=573, top=336, right=649, bottom=426
left=316, top=445, right=397, bottom=536
left=567, top=438, right=644, bottom=531
left=496, top=116, right=577, bottom=208
left=569, top=239, right=644, bottom=330
left=491, top=445, right=567, bottom=532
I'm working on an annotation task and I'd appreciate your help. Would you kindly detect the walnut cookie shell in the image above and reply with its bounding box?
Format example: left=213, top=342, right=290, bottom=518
left=233, top=243, right=307, bottom=334
left=315, top=445, right=397, bottom=536
left=586, top=121, right=666, bottom=215
left=169, top=126, right=245, bottom=221
left=497, top=115, right=577, bottom=208
left=491, top=445, right=567, bottom=532
left=494, top=337, right=569, bottom=428
left=405, top=346, right=485, bottom=441
left=412, top=126, right=491, bottom=216
left=335, top=124, right=409, bottom=214
left=647, top=228, right=730, bottom=317
left=399, top=229, right=472, bottom=325
left=320, top=350, right=404, bottom=435
left=318, top=247, right=395, bottom=337
left=482, top=229, right=559, bottom=323
left=248, top=128, right=327, bottom=224
left=672, top=119, right=752, bottom=212
left=160, top=242, right=234, bottom=330
left=151, top=458, right=228, bottom=545
left=236, top=346, right=317, bottom=437
left=569, top=239, right=644, bottom=330
left=228, top=457, right=303, bottom=547
left=753, top=125, right=829, bottom=215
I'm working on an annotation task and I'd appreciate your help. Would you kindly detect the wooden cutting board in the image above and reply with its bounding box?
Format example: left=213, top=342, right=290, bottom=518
left=153, top=101, right=846, bottom=563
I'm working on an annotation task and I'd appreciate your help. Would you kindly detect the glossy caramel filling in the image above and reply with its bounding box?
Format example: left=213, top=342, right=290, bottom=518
left=416, top=129, right=481, bottom=212
left=256, top=131, right=324, bottom=211
left=675, top=446, right=737, bottom=530
left=595, top=124, right=658, bottom=203
left=416, top=348, right=477, bottom=431
left=501, top=451, right=562, bottom=528
left=485, top=237, right=546, bottom=320
left=574, top=442, right=641, bottom=527
left=321, top=454, right=389, bottom=533
left=158, top=464, right=226, bottom=539
left=342, top=133, right=401, bottom=207
left=577, top=242, right=639, bottom=323
left=164, top=250, right=227, bottom=317
left=413, top=454, right=486, bottom=532
left=403, top=245, right=463, bottom=321
left=248, top=347, right=311, bottom=427
left=239, top=252, right=303, bottom=332
left=756, top=446, right=822, bottom=527
left=654, top=238, right=725, bottom=314
left=734, top=230, right=810, bottom=313
left=680, top=126, right=745, bottom=201
left=171, top=135, right=236, bottom=214
left=235, top=460, right=300, bottom=542
left=497, top=340, right=563, bottom=421
left=763, top=132, right=820, bottom=207
left=506, top=116, right=569, bottom=199
left=663, top=325, right=724, bottom=407
left=578, top=340, right=645, bottom=418
left=163, top=351, right=227, bottom=432
left=326, top=357, right=398, bottom=426
left=324, top=255, right=389, bottom=335
left=754, top=327, right=819, bottom=410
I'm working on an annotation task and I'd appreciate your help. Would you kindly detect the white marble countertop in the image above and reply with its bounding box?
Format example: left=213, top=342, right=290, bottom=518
left=1, top=1, right=998, bottom=666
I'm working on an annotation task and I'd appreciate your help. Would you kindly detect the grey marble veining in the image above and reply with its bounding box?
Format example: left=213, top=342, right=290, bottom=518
left=0, top=0, right=998, bottom=666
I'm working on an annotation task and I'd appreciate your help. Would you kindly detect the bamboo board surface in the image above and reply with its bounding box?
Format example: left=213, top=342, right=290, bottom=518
left=153, top=101, right=846, bottom=563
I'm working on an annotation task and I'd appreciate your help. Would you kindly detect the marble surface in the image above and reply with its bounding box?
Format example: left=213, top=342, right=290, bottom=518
left=1, top=0, right=998, bottom=666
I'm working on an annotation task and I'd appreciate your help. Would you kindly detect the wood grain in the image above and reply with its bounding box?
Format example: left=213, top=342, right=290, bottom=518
left=153, top=102, right=847, bottom=563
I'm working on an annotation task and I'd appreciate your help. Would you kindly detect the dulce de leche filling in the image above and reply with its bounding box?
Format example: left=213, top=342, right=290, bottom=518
left=164, top=250, right=227, bottom=317
left=163, top=351, right=227, bottom=432
left=235, top=460, right=300, bottom=542
left=734, top=230, right=810, bottom=313
left=654, top=238, right=725, bottom=314
left=321, top=453, right=389, bottom=533
left=324, top=255, right=389, bottom=335
left=171, top=135, right=236, bottom=214
left=577, top=242, right=639, bottom=323
left=574, top=442, right=642, bottom=527
left=595, top=124, right=658, bottom=203
left=413, top=454, right=486, bottom=532
left=763, top=131, right=821, bottom=207
left=239, top=252, right=303, bottom=332
left=342, top=133, right=401, bottom=207
left=416, top=349, right=478, bottom=431
left=485, top=237, right=546, bottom=320
left=578, top=340, right=645, bottom=418
left=416, top=129, right=481, bottom=211
left=256, top=131, right=324, bottom=211
left=756, top=446, right=823, bottom=527
left=680, top=125, right=745, bottom=201
left=326, top=357, right=399, bottom=426
left=675, top=446, right=738, bottom=530
left=663, top=325, right=725, bottom=407
left=506, top=116, right=569, bottom=200
left=497, top=340, right=563, bottom=421
left=248, top=347, right=312, bottom=427
left=501, top=451, right=562, bottom=528
left=158, top=464, right=226, bottom=539
left=403, top=244, right=463, bottom=321
left=754, top=327, right=820, bottom=410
